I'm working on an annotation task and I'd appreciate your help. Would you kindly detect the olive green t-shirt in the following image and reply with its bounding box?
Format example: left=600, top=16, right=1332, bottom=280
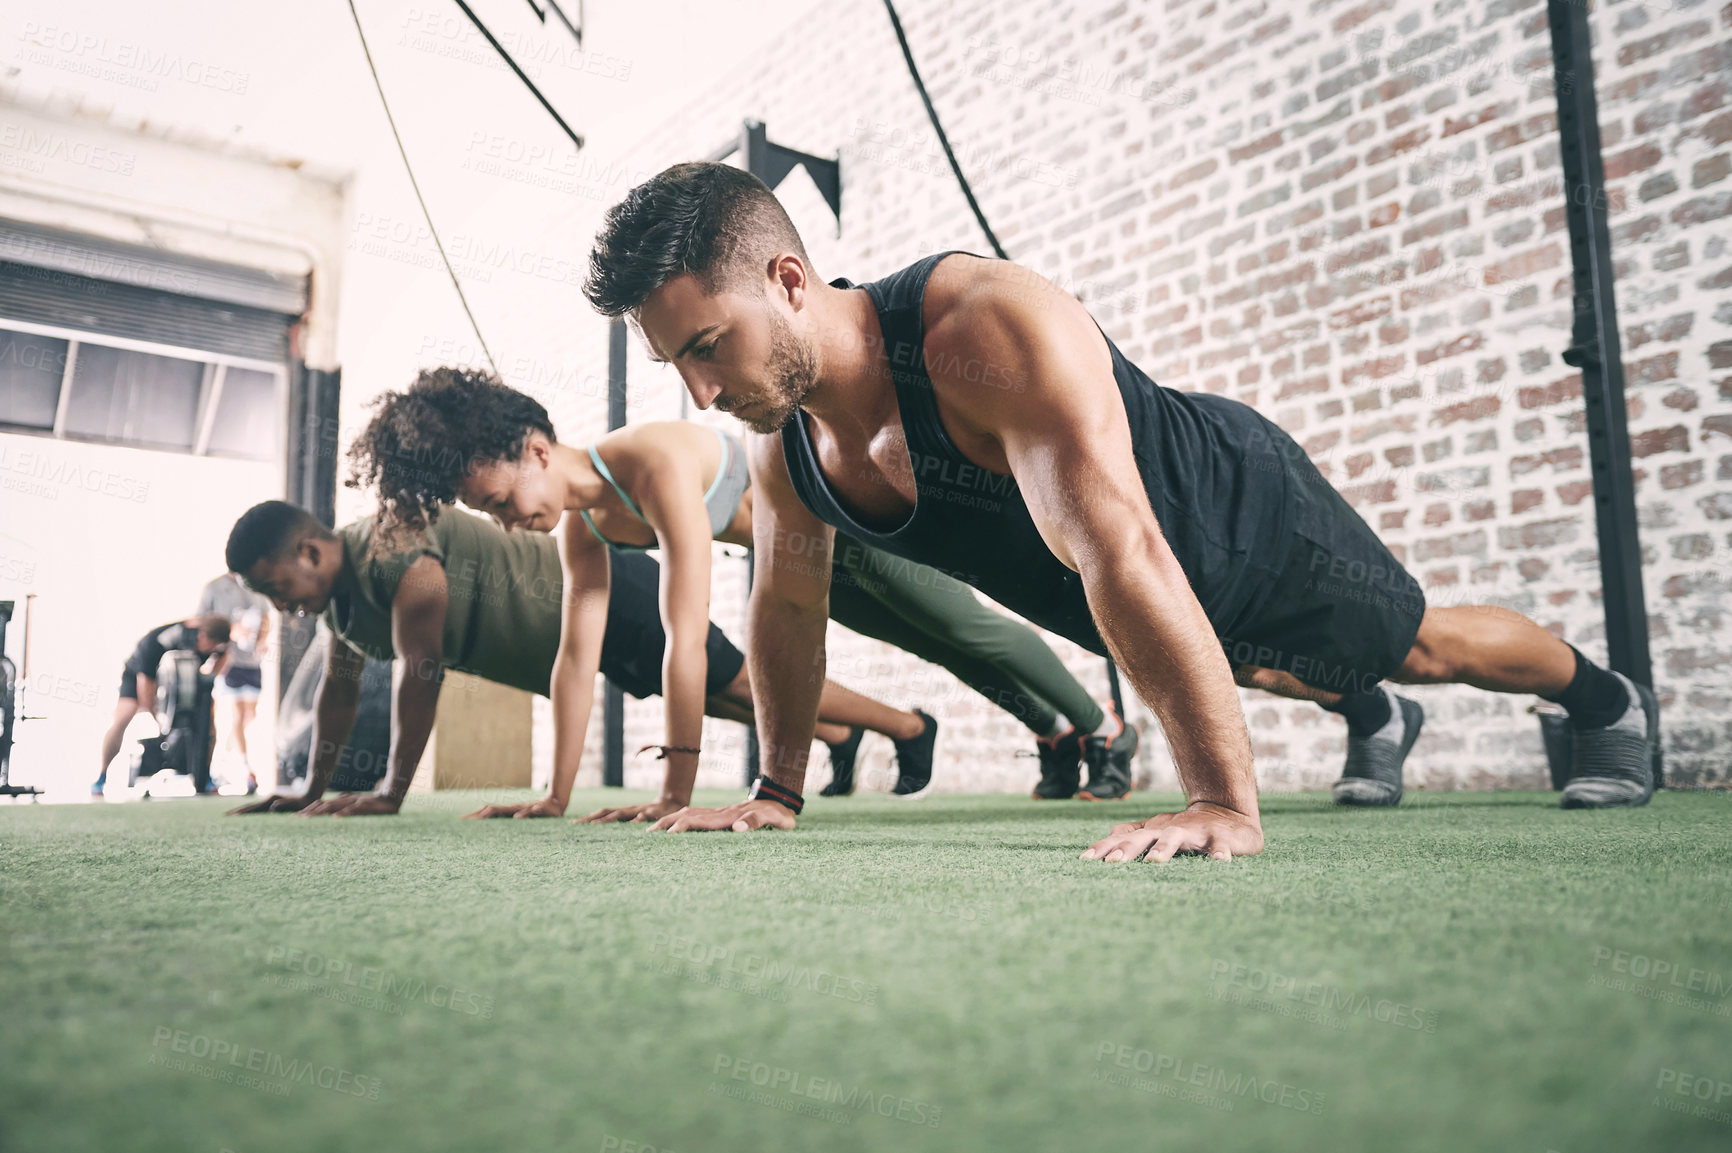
left=323, top=510, right=563, bottom=696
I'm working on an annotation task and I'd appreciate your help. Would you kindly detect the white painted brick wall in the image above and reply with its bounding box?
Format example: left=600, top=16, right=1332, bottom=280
left=535, top=0, right=1731, bottom=794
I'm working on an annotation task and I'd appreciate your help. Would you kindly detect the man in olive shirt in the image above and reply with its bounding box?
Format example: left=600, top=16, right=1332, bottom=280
left=220, top=500, right=764, bottom=816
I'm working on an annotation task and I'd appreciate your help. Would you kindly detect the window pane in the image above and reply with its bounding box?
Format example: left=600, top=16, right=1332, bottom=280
left=65, top=344, right=203, bottom=449
left=0, top=329, right=69, bottom=430
left=205, top=367, right=279, bottom=459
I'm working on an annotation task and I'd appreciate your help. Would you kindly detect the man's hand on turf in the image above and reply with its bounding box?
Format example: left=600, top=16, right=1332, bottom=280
left=1081, top=801, right=1264, bottom=862
left=299, top=792, right=402, bottom=817
left=647, top=798, right=796, bottom=834
left=463, top=796, right=568, bottom=820
left=226, top=794, right=316, bottom=815
left=573, top=798, right=688, bottom=825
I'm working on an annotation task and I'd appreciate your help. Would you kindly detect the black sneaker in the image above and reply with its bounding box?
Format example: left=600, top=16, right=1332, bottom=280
left=1332, top=687, right=1424, bottom=807
left=1560, top=673, right=1658, bottom=809
left=1079, top=708, right=1138, bottom=801
left=890, top=710, right=938, bottom=797
left=818, top=726, right=865, bottom=797
left=1029, top=726, right=1083, bottom=799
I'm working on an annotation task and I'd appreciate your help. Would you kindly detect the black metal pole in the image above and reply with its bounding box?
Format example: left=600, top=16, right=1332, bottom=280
left=603, top=319, right=627, bottom=788
left=1545, top=5, right=1654, bottom=680
left=279, top=364, right=341, bottom=699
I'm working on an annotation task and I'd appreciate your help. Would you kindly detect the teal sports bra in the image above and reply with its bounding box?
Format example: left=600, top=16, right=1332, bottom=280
left=577, top=426, right=749, bottom=553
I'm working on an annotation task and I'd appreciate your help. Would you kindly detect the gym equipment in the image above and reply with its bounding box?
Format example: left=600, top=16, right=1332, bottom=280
left=0, top=599, right=43, bottom=799
left=124, top=649, right=216, bottom=794
left=275, top=627, right=393, bottom=793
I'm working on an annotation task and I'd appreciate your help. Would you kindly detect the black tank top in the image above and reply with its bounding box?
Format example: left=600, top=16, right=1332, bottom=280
left=781, top=252, right=1296, bottom=656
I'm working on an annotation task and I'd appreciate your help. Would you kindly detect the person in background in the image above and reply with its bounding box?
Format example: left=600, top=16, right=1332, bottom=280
left=198, top=571, right=273, bottom=794
left=93, top=615, right=230, bottom=796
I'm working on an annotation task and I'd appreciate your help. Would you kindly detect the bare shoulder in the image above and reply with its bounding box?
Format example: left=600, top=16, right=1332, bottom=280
left=922, top=255, right=1105, bottom=390
left=920, top=255, right=1113, bottom=435
left=609, top=420, right=704, bottom=462
left=604, top=420, right=706, bottom=490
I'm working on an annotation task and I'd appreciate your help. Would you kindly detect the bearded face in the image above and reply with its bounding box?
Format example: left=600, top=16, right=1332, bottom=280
left=719, top=305, right=819, bottom=434
left=637, top=271, right=821, bottom=434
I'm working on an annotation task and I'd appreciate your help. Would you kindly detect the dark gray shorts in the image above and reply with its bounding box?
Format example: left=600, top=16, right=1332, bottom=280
left=599, top=551, right=745, bottom=700
left=1221, top=443, right=1427, bottom=695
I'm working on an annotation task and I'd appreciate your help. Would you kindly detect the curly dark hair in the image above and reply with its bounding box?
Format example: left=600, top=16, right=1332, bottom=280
left=584, top=161, right=811, bottom=317
left=345, top=367, right=556, bottom=551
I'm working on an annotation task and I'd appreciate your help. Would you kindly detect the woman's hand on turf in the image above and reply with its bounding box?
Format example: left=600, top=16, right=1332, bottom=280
left=299, top=792, right=401, bottom=817
left=226, top=794, right=315, bottom=815
left=572, top=798, right=687, bottom=824
left=1080, top=801, right=1264, bottom=863
left=647, top=799, right=796, bottom=834
left=463, top=797, right=568, bottom=820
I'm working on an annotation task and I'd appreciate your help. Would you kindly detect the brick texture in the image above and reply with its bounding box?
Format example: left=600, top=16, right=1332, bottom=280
left=535, top=0, right=1731, bottom=794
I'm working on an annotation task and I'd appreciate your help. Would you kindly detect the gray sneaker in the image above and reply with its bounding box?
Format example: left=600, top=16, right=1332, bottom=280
left=1560, top=673, right=1658, bottom=809
left=1332, top=687, right=1424, bottom=807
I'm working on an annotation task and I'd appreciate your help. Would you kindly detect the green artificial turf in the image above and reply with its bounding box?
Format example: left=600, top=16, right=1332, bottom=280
left=2, top=788, right=1730, bottom=1152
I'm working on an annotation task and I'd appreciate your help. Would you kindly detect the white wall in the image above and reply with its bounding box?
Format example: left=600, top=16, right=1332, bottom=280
left=0, top=432, right=279, bottom=795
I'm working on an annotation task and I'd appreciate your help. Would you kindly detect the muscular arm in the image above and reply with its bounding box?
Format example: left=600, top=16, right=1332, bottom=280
left=303, top=555, right=446, bottom=815
left=638, top=454, right=719, bottom=807
left=378, top=556, right=447, bottom=802
left=649, top=433, right=827, bottom=833
left=545, top=523, right=610, bottom=813
left=307, top=640, right=365, bottom=797
left=470, top=519, right=612, bottom=821
left=742, top=432, right=834, bottom=795
left=926, top=273, right=1263, bottom=859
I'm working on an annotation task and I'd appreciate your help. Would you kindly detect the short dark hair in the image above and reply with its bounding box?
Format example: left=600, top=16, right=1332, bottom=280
left=225, top=501, right=331, bottom=575
left=345, top=366, right=556, bottom=548
left=193, top=615, right=232, bottom=646
left=583, top=161, right=811, bottom=317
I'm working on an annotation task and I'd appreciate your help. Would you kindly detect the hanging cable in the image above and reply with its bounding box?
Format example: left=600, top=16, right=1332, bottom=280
left=879, top=0, right=1009, bottom=260
left=345, top=0, right=500, bottom=379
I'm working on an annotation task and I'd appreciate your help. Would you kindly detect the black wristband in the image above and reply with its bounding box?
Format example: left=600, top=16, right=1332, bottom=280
left=747, top=776, right=804, bottom=815
left=637, top=744, right=702, bottom=761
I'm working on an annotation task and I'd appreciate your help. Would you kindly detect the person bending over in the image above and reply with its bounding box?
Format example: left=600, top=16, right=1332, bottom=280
left=93, top=615, right=229, bottom=795
left=574, top=162, right=1659, bottom=859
